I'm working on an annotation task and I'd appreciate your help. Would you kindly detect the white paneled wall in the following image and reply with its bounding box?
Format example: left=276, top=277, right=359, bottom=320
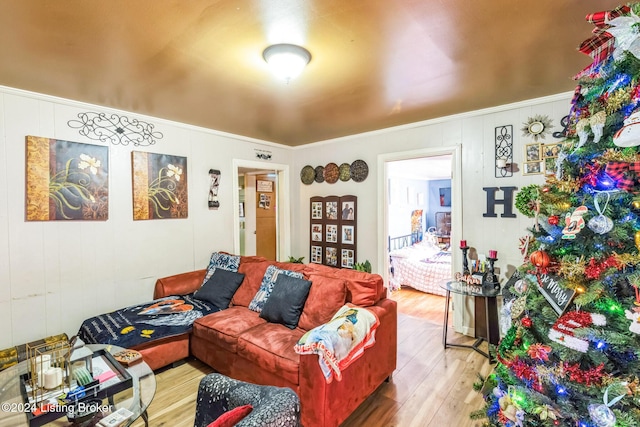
left=293, top=95, right=569, bottom=273
left=1, top=84, right=572, bottom=348
left=0, top=87, right=294, bottom=349
left=293, top=94, right=570, bottom=333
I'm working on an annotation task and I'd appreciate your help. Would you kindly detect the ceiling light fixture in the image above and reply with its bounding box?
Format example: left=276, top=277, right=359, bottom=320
left=263, top=43, right=311, bottom=83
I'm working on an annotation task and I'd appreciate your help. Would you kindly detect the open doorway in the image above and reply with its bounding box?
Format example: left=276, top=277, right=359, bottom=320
left=377, top=146, right=465, bottom=329
left=232, top=159, right=291, bottom=261
left=386, top=155, right=452, bottom=292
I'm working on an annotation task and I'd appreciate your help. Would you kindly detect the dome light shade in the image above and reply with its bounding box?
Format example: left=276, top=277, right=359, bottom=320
left=263, top=44, right=311, bottom=82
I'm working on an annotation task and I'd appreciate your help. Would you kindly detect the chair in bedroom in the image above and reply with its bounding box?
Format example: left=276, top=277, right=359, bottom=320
left=194, top=373, right=301, bottom=427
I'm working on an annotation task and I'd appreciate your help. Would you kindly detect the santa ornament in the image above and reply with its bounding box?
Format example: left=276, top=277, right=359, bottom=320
left=562, top=206, right=588, bottom=239
left=548, top=311, right=606, bottom=352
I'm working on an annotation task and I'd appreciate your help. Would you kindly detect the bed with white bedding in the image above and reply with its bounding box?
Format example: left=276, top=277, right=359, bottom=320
left=388, top=234, right=451, bottom=295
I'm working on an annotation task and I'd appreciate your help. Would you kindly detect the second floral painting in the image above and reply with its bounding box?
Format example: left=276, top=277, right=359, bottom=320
left=132, top=151, right=188, bottom=220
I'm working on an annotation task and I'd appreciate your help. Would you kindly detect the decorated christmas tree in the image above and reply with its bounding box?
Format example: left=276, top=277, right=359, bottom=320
left=474, top=4, right=640, bottom=427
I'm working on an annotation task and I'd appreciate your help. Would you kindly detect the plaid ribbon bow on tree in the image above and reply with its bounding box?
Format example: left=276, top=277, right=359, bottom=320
left=575, top=5, right=631, bottom=79
left=605, top=161, right=640, bottom=191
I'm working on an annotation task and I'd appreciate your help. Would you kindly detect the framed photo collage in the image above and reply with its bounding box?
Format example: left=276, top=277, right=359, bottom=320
left=310, top=195, right=357, bottom=268
left=523, top=142, right=563, bottom=176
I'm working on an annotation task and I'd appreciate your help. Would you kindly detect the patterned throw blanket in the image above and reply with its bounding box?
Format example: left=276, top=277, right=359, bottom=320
left=422, top=250, right=451, bottom=264
left=78, top=294, right=219, bottom=349
left=294, top=304, right=379, bottom=383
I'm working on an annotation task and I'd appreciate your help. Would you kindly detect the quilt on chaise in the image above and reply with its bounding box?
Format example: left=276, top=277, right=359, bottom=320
left=78, top=294, right=219, bottom=349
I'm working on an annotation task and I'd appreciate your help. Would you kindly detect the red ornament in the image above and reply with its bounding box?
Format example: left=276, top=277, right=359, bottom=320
left=564, top=362, right=606, bottom=386
left=521, top=317, right=532, bottom=328
left=529, top=250, right=551, bottom=269
left=585, top=255, right=622, bottom=279
left=548, top=215, right=560, bottom=225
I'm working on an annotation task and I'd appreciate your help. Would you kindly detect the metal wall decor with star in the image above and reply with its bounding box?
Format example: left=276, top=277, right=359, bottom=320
left=67, top=112, right=163, bottom=146
left=521, top=114, right=554, bottom=141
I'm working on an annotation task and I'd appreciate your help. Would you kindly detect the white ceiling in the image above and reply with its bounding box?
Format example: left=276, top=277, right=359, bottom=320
left=387, top=155, right=452, bottom=181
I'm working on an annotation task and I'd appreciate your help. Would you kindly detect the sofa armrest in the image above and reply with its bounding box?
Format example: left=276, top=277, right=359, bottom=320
left=297, top=297, right=397, bottom=427
left=153, top=269, right=207, bottom=299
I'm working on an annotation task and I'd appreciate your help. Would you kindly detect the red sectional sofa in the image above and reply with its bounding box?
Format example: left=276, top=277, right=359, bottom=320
left=150, top=255, right=398, bottom=427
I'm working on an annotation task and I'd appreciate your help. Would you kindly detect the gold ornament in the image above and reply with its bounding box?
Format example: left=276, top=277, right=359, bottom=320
left=600, top=148, right=640, bottom=163
left=635, top=231, right=640, bottom=250
left=613, top=252, right=640, bottom=266
left=605, top=89, right=631, bottom=115
left=511, top=296, right=527, bottom=319
left=559, top=256, right=587, bottom=279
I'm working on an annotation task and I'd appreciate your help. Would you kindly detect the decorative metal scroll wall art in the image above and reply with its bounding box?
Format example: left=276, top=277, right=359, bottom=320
left=495, top=125, right=513, bottom=178
left=255, top=149, right=272, bottom=160
left=553, top=115, right=570, bottom=139
left=68, top=112, right=163, bottom=146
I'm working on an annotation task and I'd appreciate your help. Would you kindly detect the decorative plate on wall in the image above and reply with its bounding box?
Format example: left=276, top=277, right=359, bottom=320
left=339, top=163, right=351, bottom=181
left=350, top=159, right=369, bottom=182
left=300, top=165, right=315, bottom=185
left=324, top=162, right=339, bottom=183
left=314, top=165, right=325, bottom=183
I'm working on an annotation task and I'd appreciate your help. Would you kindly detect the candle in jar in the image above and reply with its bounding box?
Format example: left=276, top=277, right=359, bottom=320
left=460, top=240, right=467, bottom=248
left=489, top=250, right=498, bottom=258
left=34, top=355, right=52, bottom=387
left=43, top=367, right=63, bottom=389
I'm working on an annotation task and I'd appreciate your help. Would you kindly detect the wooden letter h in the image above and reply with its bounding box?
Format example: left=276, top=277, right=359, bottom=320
left=483, top=186, right=517, bottom=218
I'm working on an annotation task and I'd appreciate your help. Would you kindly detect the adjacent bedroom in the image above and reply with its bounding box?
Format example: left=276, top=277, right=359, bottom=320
left=386, top=155, right=453, bottom=312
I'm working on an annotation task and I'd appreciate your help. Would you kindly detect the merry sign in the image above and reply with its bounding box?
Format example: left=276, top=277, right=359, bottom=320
left=536, top=274, right=576, bottom=315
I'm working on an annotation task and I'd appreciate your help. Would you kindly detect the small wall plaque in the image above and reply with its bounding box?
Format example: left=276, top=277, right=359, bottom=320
left=257, top=180, right=273, bottom=192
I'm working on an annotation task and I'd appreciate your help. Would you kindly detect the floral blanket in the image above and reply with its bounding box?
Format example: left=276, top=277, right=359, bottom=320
left=78, top=294, right=219, bottom=349
left=294, top=304, right=379, bottom=383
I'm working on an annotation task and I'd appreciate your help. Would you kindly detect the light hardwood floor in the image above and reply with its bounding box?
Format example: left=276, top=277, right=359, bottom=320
left=131, top=287, right=490, bottom=427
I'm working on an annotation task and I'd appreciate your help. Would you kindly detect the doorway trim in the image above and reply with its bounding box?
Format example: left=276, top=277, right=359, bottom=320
left=377, top=145, right=462, bottom=291
left=232, top=159, right=291, bottom=260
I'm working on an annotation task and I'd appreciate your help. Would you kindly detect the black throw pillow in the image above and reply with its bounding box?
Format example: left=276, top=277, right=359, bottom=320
left=259, top=274, right=312, bottom=329
left=193, top=268, right=245, bottom=310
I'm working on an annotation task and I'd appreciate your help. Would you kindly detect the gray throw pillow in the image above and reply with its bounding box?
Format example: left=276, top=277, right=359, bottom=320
left=194, top=268, right=245, bottom=310
left=259, top=274, right=312, bottom=329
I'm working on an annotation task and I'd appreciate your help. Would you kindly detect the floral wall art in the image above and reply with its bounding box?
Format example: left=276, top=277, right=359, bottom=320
left=132, top=151, right=188, bottom=220
left=25, top=136, right=109, bottom=221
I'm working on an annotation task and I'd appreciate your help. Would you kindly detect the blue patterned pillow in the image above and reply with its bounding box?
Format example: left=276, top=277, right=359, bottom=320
left=248, top=265, right=304, bottom=313
left=202, top=252, right=241, bottom=286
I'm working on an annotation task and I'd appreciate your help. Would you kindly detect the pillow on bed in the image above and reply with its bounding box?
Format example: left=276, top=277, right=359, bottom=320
left=202, top=252, right=241, bottom=286
left=194, top=268, right=245, bottom=310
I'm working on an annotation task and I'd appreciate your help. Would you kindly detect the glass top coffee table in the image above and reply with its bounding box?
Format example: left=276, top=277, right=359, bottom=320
left=0, top=344, right=156, bottom=427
